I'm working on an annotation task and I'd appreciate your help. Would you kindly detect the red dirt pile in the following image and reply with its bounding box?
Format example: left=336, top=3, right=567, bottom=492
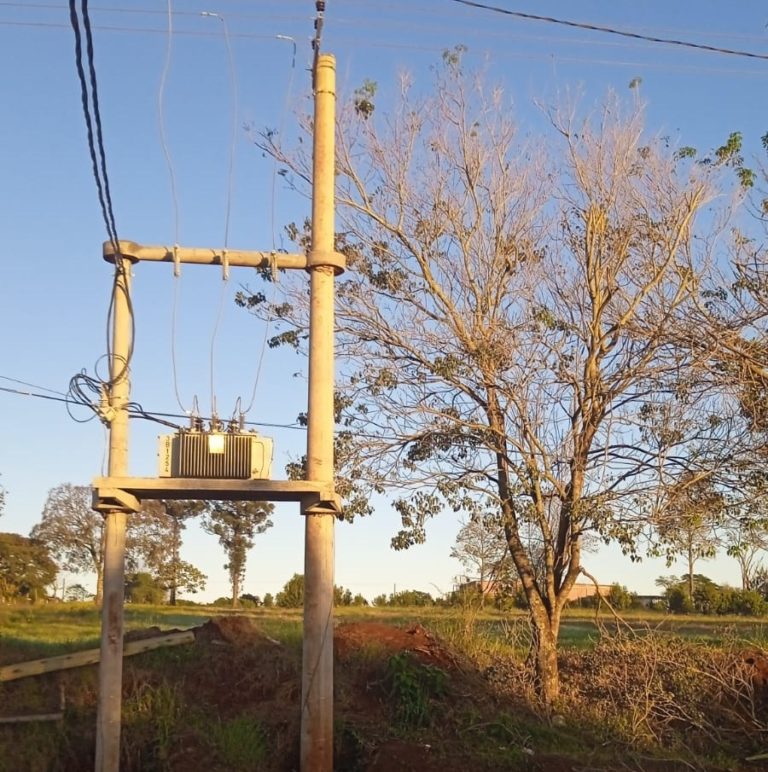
left=334, top=621, right=458, bottom=669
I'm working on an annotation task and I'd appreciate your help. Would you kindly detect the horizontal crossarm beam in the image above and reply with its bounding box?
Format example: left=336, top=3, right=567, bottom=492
left=92, top=477, right=341, bottom=514
left=103, top=240, right=307, bottom=270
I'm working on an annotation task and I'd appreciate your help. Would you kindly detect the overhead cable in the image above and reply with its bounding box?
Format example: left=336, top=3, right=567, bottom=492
left=448, top=0, right=768, bottom=62
left=67, top=0, right=135, bottom=430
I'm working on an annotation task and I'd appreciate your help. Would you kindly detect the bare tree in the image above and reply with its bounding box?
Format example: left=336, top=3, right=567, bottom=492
left=451, top=514, right=511, bottom=604
left=722, top=472, right=768, bottom=590
left=248, top=55, right=735, bottom=703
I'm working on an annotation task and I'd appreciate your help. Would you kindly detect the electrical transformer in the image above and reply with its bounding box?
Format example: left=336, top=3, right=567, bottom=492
left=157, top=432, right=273, bottom=480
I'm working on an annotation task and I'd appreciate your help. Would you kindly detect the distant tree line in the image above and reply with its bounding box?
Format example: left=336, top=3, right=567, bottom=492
left=0, top=482, right=275, bottom=608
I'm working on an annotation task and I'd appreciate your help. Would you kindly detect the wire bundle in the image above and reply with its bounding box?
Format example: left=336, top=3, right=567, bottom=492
left=66, top=0, right=134, bottom=421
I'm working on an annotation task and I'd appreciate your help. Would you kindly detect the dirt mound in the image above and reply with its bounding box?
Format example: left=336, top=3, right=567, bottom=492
left=193, top=615, right=280, bottom=647
left=124, top=625, right=177, bottom=642
left=334, top=622, right=457, bottom=668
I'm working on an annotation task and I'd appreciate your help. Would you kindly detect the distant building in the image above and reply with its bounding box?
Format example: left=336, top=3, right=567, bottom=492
left=455, top=576, right=612, bottom=603
left=633, top=594, right=665, bottom=609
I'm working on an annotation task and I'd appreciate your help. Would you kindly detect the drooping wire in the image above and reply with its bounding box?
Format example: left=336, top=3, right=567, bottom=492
left=158, top=0, right=190, bottom=415
left=241, top=34, right=298, bottom=416
left=67, top=1, right=111, bottom=249
left=67, top=0, right=135, bottom=422
left=201, top=10, right=240, bottom=419
left=170, top=277, right=188, bottom=412
left=80, top=0, right=119, bottom=250
left=158, top=0, right=180, bottom=247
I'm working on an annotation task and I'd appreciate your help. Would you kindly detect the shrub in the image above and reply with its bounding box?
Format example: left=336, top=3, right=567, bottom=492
left=125, top=572, right=165, bottom=605
left=606, top=583, right=634, bottom=610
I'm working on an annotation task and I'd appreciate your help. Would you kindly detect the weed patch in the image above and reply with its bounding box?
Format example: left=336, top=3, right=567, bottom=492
left=384, top=652, right=447, bottom=729
left=205, top=715, right=269, bottom=770
left=121, top=680, right=182, bottom=771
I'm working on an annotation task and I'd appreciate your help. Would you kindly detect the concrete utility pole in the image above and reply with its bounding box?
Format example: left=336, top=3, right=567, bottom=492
left=91, top=52, right=343, bottom=772
left=302, top=52, right=337, bottom=772
left=95, top=262, right=132, bottom=772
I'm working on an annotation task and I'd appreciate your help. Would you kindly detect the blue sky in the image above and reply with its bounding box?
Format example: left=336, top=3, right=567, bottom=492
left=1, top=0, right=767, bottom=602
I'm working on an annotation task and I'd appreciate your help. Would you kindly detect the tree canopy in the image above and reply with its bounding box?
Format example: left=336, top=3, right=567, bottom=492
left=0, top=532, right=57, bottom=602
left=203, top=501, right=274, bottom=608
left=131, top=500, right=207, bottom=605
left=31, top=484, right=107, bottom=604
left=247, top=55, right=752, bottom=703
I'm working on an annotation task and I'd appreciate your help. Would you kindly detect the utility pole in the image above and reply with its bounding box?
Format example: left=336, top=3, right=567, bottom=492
left=301, top=52, right=337, bottom=772
left=90, top=53, right=342, bottom=772
left=95, top=262, right=132, bottom=772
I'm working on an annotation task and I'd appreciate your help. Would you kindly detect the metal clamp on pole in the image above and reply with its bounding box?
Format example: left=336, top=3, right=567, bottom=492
left=221, top=249, right=230, bottom=281
left=306, top=250, right=346, bottom=275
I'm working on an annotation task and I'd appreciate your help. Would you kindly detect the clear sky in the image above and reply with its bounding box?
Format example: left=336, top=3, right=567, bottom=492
left=1, top=0, right=767, bottom=602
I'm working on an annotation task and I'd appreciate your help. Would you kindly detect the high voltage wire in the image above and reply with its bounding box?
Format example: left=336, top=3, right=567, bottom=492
left=7, top=2, right=768, bottom=47
left=3, top=19, right=767, bottom=79
left=7, top=1, right=768, bottom=57
left=448, top=0, right=768, bottom=62
left=0, top=375, right=68, bottom=397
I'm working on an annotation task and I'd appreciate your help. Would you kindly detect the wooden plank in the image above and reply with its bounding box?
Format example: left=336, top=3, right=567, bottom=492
left=0, top=631, right=195, bottom=683
left=0, top=712, right=64, bottom=724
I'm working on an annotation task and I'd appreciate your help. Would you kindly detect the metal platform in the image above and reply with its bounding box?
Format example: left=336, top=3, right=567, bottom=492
left=92, top=477, right=341, bottom=515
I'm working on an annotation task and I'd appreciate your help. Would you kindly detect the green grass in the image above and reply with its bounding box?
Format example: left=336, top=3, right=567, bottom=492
left=2, top=601, right=768, bottom=662
left=204, top=715, right=269, bottom=770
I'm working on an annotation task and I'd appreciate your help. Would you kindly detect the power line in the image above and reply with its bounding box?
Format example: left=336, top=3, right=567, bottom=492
left=67, top=1, right=138, bottom=442
left=3, top=19, right=766, bottom=79
left=11, top=0, right=766, bottom=48
left=0, top=375, right=68, bottom=397
left=448, top=0, right=768, bottom=62
left=241, top=34, right=298, bottom=417
left=0, top=383, right=308, bottom=432
left=200, top=10, right=240, bottom=420
left=68, top=1, right=114, bottom=252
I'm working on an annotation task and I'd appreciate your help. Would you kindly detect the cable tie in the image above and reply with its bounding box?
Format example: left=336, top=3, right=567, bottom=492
left=173, top=243, right=181, bottom=278
left=270, top=250, right=279, bottom=283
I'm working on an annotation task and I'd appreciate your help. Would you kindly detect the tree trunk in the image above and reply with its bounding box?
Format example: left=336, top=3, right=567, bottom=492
left=231, top=573, right=240, bottom=609
left=169, top=520, right=180, bottom=606
left=94, top=567, right=104, bottom=606
left=687, top=546, right=694, bottom=601
left=530, top=609, right=561, bottom=705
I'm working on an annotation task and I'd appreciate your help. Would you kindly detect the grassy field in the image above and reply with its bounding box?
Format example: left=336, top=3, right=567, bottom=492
left=3, top=602, right=768, bottom=657
left=2, top=603, right=768, bottom=771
